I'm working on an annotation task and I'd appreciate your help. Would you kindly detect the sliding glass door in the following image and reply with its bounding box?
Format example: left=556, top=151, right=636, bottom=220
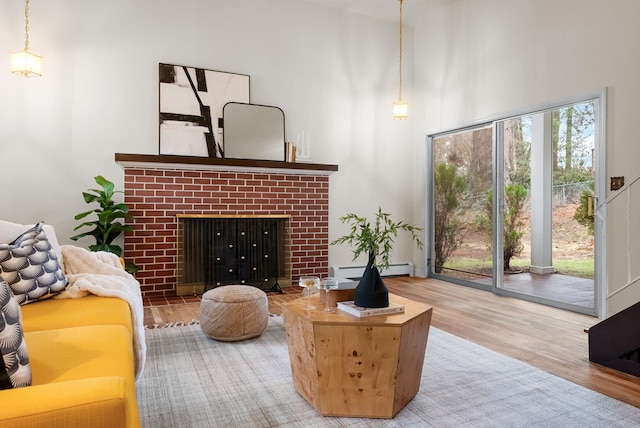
left=430, top=125, right=494, bottom=289
left=428, top=95, right=603, bottom=316
left=495, top=103, right=596, bottom=311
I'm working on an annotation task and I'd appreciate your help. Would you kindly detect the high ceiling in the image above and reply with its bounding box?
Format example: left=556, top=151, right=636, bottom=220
left=301, top=0, right=438, bottom=25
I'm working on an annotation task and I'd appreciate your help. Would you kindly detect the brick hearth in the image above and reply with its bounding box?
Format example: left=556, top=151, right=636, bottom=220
left=118, top=155, right=336, bottom=298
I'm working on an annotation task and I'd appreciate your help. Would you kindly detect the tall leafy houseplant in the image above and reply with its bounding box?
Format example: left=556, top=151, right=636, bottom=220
left=331, top=207, right=423, bottom=308
left=70, top=176, right=137, bottom=272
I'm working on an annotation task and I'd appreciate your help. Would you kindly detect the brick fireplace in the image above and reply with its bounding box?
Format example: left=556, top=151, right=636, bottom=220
left=116, top=154, right=338, bottom=298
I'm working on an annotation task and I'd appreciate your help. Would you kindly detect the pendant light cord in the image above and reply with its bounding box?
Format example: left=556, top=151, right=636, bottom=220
left=24, top=0, right=31, bottom=52
left=398, top=0, right=404, bottom=102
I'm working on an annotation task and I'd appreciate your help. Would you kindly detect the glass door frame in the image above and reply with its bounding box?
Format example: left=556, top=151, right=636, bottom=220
left=426, top=123, right=495, bottom=293
left=426, top=89, right=607, bottom=318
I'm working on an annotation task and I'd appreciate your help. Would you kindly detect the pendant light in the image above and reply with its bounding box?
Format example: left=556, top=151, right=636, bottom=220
left=393, top=0, right=407, bottom=120
left=10, top=0, right=43, bottom=77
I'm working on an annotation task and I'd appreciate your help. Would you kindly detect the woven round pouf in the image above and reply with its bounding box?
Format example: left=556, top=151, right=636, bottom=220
left=200, top=285, right=269, bottom=342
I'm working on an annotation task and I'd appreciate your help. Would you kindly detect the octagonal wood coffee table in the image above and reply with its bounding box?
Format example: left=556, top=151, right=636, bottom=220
left=282, top=293, right=433, bottom=418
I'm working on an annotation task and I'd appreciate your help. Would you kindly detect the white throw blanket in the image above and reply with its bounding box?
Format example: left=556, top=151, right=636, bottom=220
left=56, top=245, right=146, bottom=380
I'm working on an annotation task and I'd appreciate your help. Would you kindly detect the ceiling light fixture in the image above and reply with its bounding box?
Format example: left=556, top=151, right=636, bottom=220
left=10, top=0, right=43, bottom=77
left=393, top=0, right=407, bottom=120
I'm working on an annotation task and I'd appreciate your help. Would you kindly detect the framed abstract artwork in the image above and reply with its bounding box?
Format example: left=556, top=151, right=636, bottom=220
left=159, top=63, right=250, bottom=157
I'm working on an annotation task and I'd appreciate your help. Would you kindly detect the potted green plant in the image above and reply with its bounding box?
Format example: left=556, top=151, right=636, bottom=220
left=331, top=207, right=423, bottom=308
left=70, top=175, right=138, bottom=273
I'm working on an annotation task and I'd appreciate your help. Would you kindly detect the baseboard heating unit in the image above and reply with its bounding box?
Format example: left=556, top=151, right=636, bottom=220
left=329, top=262, right=413, bottom=279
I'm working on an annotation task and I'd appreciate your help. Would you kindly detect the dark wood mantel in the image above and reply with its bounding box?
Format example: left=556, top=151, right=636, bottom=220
left=115, top=153, right=338, bottom=175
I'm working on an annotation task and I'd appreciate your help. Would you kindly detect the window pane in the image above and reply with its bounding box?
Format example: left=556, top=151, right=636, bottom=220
left=432, top=125, right=493, bottom=284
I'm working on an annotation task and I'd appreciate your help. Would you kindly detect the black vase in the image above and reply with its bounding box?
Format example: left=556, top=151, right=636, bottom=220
left=354, top=254, right=389, bottom=308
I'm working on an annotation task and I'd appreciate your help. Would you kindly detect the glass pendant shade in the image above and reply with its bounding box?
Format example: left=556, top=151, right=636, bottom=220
left=10, top=0, right=42, bottom=78
left=10, top=50, right=43, bottom=77
left=393, top=100, right=408, bottom=120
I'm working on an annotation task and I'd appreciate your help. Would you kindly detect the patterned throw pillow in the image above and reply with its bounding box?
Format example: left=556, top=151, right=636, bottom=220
left=0, top=222, right=68, bottom=305
left=0, top=278, right=31, bottom=389
left=0, top=220, right=64, bottom=267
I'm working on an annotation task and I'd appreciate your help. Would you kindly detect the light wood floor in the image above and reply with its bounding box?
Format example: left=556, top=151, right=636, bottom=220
left=143, top=277, right=640, bottom=408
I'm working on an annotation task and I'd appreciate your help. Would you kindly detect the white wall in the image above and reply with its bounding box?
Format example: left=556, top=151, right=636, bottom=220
left=0, top=0, right=421, bottom=272
left=414, top=0, right=640, bottom=315
left=6, top=0, right=638, bottom=315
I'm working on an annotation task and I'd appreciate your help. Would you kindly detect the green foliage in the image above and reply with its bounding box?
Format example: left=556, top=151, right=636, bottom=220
left=445, top=257, right=593, bottom=280
left=331, top=207, right=423, bottom=271
left=503, top=183, right=528, bottom=271
left=551, top=258, right=594, bottom=279
left=477, top=183, right=528, bottom=271
left=573, top=182, right=595, bottom=234
left=508, top=157, right=531, bottom=189
left=553, top=167, right=594, bottom=185
left=71, top=176, right=137, bottom=272
left=475, top=194, right=493, bottom=239
left=433, top=162, right=468, bottom=273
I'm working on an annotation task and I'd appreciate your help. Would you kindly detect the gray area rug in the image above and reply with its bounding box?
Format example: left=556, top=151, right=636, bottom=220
left=137, top=316, right=640, bottom=427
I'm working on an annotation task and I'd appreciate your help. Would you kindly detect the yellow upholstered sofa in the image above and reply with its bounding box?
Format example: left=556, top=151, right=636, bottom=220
left=0, top=221, right=141, bottom=428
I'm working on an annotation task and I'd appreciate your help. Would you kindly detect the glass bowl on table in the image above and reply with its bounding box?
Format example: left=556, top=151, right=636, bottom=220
left=298, top=276, right=320, bottom=310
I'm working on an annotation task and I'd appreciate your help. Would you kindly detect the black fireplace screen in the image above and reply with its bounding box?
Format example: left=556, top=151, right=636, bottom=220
left=182, top=217, right=285, bottom=292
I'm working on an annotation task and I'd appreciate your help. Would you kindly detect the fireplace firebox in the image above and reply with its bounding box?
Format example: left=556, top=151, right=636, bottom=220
left=177, top=215, right=291, bottom=295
